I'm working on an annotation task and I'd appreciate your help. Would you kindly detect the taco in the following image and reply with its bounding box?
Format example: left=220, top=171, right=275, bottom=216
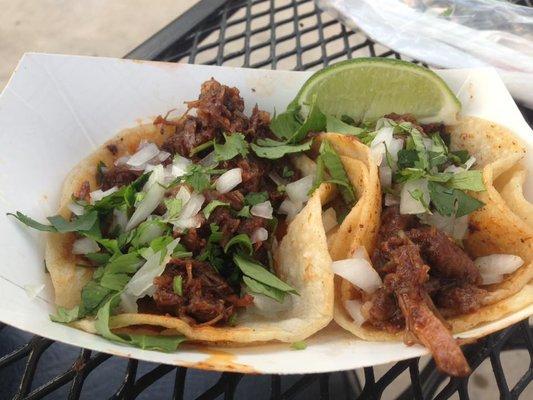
left=330, top=113, right=532, bottom=376
left=10, top=79, right=367, bottom=348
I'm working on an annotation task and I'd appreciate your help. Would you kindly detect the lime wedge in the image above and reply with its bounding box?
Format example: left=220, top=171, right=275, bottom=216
left=295, top=58, right=460, bottom=124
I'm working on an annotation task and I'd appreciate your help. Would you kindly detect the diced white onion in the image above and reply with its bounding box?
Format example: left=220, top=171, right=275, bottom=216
left=384, top=193, right=400, bottom=206
left=251, top=227, right=268, bottom=244
left=475, top=254, right=524, bottom=285
left=344, top=299, right=366, bottom=326
left=110, top=208, right=128, bottom=233
left=352, top=245, right=371, bottom=262
left=175, top=186, right=191, bottom=204
left=157, top=151, right=171, bottom=162
left=322, top=207, right=338, bottom=233
left=332, top=257, right=382, bottom=294
left=479, top=273, right=505, bottom=285
left=400, top=179, right=429, bottom=215
left=422, top=137, right=433, bottom=150
left=464, top=156, right=476, bottom=170
left=119, top=292, right=138, bottom=313
left=444, top=164, right=465, bottom=174
left=199, top=151, right=217, bottom=167
left=114, top=155, right=129, bottom=166
left=125, top=238, right=180, bottom=298
left=379, top=166, right=392, bottom=188
left=173, top=154, right=192, bottom=173
left=127, top=142, right=160, bottom=167
left=268, top=172, right=288, bottom=186
left=279, top=198, right=304, bottom=220
left=216, top=168, right=242, bottom=194
left=285, top=174, right=315, bottom=203
left=67, top=202, right=85, bottom=216
left=173, top=193, right=205, bottom=230
left=251, top=201, right=273, bottom=219
left=388, top=138, right=404, bottom=164
left=370, top=126, right=393, bottom=149
left=126, top=165, right=166, bottom=231
left=24, top=284, right=45, bottom=300
left=72, top=237, right=100, bottom=254
left=421, top=213, right=469, bottom=240
left=90, top=186, right=118, bottom=204
left=370, top=142, right=385, bottom=166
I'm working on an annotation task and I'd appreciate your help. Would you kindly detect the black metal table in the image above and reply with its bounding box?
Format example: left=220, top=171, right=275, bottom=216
left=1, top=1, right=532, bottom=399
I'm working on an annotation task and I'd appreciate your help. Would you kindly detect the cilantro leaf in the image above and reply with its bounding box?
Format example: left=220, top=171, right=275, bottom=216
left=85, top=252, right=111, bottom=265
left=173, top=276, right=183, bottom=296
left=326, top=115, right=364, bottom=136
left=454, top=189, right=485, bottom=217
left=288, top=94, right=326, bottom=143
left=214, top=133, right=249, bottom=161
left=190, top=140, right=214, bottom=156
left=448, top=170, right=485, bottom=192
left=203, top=200, right=229, bottom=218
left=428, top=182, right=456, bottom=216
left=251, top=140, right=312, bottom=160
left=105, top=253, right=144, bottom=274
left=233, top=254, right=298, bottom=294
left=236, top=205, right=251, bottom=218
left=81, top=281, right=114, bottom=315
left=100, top=273, right=130, bottom=291
left=224, top=233, right=253, bottom=254
left=126, top=334, right=186, bottom=352
left=50, top=306, right=81, bottom=323
left=270, top=109, right=302, bottom=140
left=163, top=198, right=183, bottom=220
left=182, top=165, right=225, bottom=192
left=244, top=192, right=268, bottom=206
left=243, top=275, right=286, bottom=302
left=449, top=150, right=470, bottom=165
left=397, top=149, right=419, bottom=170
left=291, top=341, right=307, bottom=350
left=318, top=140, right=356, bottom=204
left=94, top=294, right=128, bottom=343
left=282, top=166, right=294, bottom=178
left=7, top=212, right=57, bottom=232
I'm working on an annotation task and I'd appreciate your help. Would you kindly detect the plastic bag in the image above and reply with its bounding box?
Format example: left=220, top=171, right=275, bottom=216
left=317, top=0, right=533, bottom=108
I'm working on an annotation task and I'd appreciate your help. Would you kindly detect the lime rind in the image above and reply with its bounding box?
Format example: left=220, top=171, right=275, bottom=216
left=295, top=58, right=461, bottom=124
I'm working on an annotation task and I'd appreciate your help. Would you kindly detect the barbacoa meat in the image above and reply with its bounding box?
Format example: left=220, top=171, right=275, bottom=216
left=367, top=205, right=487, bottom=376
left=101, top=165, right=142, bottom=190
left=153, top=258, right=252, bottom=326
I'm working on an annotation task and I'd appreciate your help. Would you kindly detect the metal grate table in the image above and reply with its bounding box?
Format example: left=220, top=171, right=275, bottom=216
left=1, top=1, right=532, bottom=399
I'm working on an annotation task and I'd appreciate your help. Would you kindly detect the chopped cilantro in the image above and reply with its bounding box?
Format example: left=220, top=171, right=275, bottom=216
left=326, top=115, right=365, bottom=136
left=282, top=166, right=294, bottom=178
left=50, top=306, right=81, bottom=323
left=214, top=133, right=249, bottom=161
left=244, top=191, right=268, bottom=206
left=251, top=139, right=313, bottom=160
left=291, top=341, right=307, bottom=350
left=190, top=139, right=214, bottom=156
left=173, top=276, right=183, bottom=296
left=202, top=200, right=229, bottom=218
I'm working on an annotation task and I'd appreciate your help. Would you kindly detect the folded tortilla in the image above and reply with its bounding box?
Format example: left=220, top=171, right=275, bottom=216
left=45, top=126, right=367, bottom=343
left=334, top=116, right=533, bottom=341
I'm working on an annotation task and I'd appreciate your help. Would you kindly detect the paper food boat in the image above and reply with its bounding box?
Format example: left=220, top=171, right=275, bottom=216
left=0, top=53, right=531, bottom=374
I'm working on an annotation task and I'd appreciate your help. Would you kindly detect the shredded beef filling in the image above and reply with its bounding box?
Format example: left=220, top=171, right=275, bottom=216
left=364, top=205, right=487, bottom=376
left=101, top=165, right=142, bottom=191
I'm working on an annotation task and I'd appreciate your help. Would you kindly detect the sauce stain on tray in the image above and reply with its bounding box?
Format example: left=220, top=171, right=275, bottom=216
left=181, top=348, right=257, bottom=373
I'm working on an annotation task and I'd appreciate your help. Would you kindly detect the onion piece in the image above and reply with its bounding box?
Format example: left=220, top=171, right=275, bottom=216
left=322, top=207, right=338, bottom=233
left=125, top=165, right=166, bottom=231
left=400, top=179, right=429, bottom=215
left=285, top=174, right=315, bottom=203
left=24, top=284, right=45, bottom=300
left=344, top=299, right=366, bottom=326
left=125, top=239, right=180, bottom=298
left=379, top=165, right=392, bottom=188
left=175, top=186, right=191, bottom=204
left=173, top=193, right=205, bottom=230
left=384, top=193, right=399, bottom=206
left=157, top=151, right=171, bottom=163
left=279, top=198, right=303, bottom=220
left=251, top=201, right=273, bottom=219
left=110, top=208, right=128, bottom=233
left=173, top=154, right=192, bottom=173
left=119, top=292, right=138, bottom=313
left=251, top=227, right=268, bottom=244
left=464, top=156, right=476, bottom=170
left=72, top=237, right=100, bottom=254
left=114, top=155, right=129, bottom=167
left=370, top=142, right=385, bottom=166
left=216, top=168, right=242, bottom=194
left=268, top=171, right=288, bottom=187
left=475, top=254, right=524, bottom=285
left=421, top=213, right=469, bottom=240
left=422, top=137, right=433, bottom=150
left=370, top=126, right=393, bottom=148
left=127, top=143, right=160, bottom=167
left=90, top=187, right=118, bottom=204
left=67, top=202, right=85, bottom=216
left=332, top=257, right=382, bottom=294
left=199, top=151, right=217, bottom=167
left=388, top=138, right=404, bottom=164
